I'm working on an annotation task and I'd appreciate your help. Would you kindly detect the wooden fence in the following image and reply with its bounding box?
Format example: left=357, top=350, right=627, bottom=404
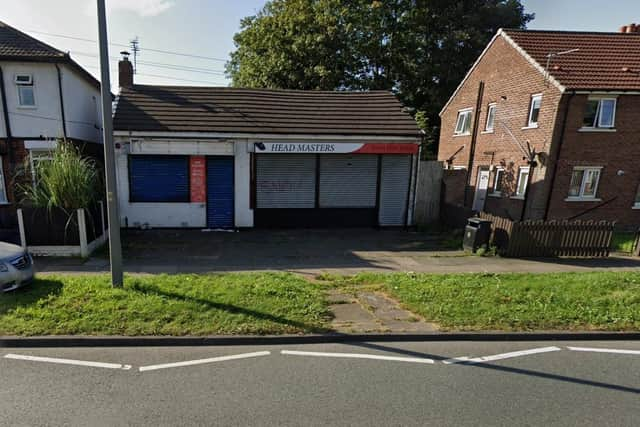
left=479, top=212, right=615, bottom=258
left=414, top=161, right=443, bottom=226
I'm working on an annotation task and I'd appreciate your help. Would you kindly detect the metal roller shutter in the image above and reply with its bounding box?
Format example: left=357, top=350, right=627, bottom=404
left=319, top=154, right=377, bottom=208
left=256, top=154, right=316, bottom=208
left=206, top=157, right=234, bottom=229
left=129, top=155, right=189, bottom=202
left=378, top=155, right=411, bottom=226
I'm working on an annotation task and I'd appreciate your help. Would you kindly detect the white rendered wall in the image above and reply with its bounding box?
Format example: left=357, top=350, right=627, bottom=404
left=0, top=61, right=102, bottom=143
left=60, top=64, right=102, bottom=143
left=0, top=62, right=64, bottom=139
left=234, top=141, right=254, bottom=227
left=114, top=137, right=255, bottom=228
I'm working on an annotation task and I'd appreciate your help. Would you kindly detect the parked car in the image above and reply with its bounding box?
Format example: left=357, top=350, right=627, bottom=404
left=0, top=242, right=34, bottom=292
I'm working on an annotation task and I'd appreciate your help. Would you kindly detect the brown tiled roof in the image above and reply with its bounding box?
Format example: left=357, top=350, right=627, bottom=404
left=113, top=85, right=420, bottom=137
left=0, top=21, right=102, bottom=91
left=0, top=21, right=65, bottom=59
left=504, top=29, right=640, bottom=91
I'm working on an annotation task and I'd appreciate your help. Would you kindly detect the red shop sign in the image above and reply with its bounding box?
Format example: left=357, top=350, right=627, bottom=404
left=190, top=156, right=206, bottom=203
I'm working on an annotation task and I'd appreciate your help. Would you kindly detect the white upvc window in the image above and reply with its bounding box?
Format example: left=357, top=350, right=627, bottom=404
left=454, top=108, right=473, bottom=135
left=492, top=167, right=504, bottom=195
left=567, top=167, right=601, bottom=200
left=0, top=156, right=8, bottom=204
left=485, top=103, right=496, bottom=132
left=634, top=183, right=640, bottom=209
left=29, top=149, right=54, bottom=186
left=15, top=74, right=36, bottom=107
left=515, top=166, right=530, bottom=197
left=582, top=98, right=616, bottom=129
left=526, top=94, right=542, bottom=128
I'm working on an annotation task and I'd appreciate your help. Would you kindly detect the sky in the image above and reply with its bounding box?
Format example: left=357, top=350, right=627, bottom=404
left=0, top=0, right=639, bottom=89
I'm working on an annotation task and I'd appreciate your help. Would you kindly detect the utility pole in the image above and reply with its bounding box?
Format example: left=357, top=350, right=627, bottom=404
left=96, top=0, right=124, bottom=287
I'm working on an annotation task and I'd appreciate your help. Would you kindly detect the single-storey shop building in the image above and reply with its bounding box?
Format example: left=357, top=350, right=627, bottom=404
left=112, top=71, right=421, bottom=229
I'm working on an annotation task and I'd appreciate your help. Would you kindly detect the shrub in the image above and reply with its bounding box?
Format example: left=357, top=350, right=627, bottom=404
left=18, top=140, right=101, bottom=213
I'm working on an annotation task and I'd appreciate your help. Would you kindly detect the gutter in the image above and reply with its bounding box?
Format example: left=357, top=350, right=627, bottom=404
left=543, top=92, right=575, bottom=220
left=55, top=64, right=67, bottom=138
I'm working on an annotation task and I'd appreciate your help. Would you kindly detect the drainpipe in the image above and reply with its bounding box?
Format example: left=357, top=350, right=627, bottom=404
left=543, top=92, right=575, bottom=220
left=0, top=66, right=13, bottom=172
left=55, top=64, right=68, bottom=138
left=463, top=81, right=484, bottom=207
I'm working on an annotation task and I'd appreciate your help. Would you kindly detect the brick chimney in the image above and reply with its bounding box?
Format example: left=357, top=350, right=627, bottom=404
left=118, top=51, right=133, bottom=87
left=620, top=23, right=640, bottom=33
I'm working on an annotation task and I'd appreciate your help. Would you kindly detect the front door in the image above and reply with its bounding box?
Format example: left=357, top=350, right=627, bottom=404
left=206, top=157, right=234, bottom=229
left=472, top=169, right=490, bottom=212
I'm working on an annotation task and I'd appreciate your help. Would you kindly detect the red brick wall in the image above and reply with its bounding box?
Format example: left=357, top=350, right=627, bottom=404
left=547, top=94, right=640, bottom=227
left=438, top=34, right=563, bottom=220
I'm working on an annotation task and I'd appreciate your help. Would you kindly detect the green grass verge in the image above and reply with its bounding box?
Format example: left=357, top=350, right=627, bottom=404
left=323, top=272, right=640, bottom=331
left=0, top=273, right=331, bottom=336
left=611, top=232, right=637, bottom=253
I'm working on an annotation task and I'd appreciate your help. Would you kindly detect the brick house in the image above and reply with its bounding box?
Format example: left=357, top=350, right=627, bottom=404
left=438, top=25, right=640, bottom=228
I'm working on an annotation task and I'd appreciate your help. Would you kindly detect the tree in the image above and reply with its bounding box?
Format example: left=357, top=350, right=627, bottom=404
left=227, top=0, right=534, bottom=156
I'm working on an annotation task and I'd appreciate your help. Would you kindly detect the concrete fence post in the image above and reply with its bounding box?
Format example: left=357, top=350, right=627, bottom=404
left=78, top=208, right=88, bottom=258
left=17, top=208, right=27, bottom=249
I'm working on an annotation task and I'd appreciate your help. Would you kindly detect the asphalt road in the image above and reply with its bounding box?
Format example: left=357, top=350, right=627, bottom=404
left=1, top=341, right=639, bottom=426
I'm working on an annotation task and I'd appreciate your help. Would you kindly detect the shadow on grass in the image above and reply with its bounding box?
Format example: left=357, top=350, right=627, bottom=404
left=0, top=279, right=63, bottom=316
left=129, top=282, right=329, bottom=333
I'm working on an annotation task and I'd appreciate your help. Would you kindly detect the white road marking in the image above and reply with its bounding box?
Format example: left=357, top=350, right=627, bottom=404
left=4, top=354, right=131, bottom=370
left=442, top=346, right=562, bottom=364
left=138, top=351, right=271, bottom=372
left=567, top=346, right=640, bottom=355
left=280, top=350, right=435, bottom=364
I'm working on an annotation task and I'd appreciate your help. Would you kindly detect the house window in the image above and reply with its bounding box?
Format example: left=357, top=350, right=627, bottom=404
left=515, top=166, right=530, bottom=197
left=492, top=167, right=504, bottom=195
left=15, top=74, right=35, bottom=107
left=485, top=103, right=496, bottom=132
left=582, top=98, right=616, bottom=129
left=0, top=157, right=7, bottom=204
left=527, top=94, right=542, bottom=127
left=454, top=109, right=472, bottom=135
left=634, top=183, right=640, bottom=208
left=568, top=167, right=601, bottom=199
left=29, top=150, right=54, bottom=186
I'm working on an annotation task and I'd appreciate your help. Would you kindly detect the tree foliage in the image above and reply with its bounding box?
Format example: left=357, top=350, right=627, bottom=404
left=227, top=0, right=534, bottom=155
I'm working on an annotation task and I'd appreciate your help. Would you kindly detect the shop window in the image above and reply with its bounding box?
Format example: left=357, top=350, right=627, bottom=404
left=454, top=109, right=472, bottom=135
left=582, top=98, right=616, bottom=129
left=568, top=167, right=601, bottom=199
left=129, top=155, right=189, bottom=202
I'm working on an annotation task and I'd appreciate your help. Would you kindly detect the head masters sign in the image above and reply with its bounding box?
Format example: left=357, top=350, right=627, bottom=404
left=254, top=142, right=418, bottom=154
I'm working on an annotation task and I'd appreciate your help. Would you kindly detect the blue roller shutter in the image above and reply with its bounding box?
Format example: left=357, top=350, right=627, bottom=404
left=206, top=157, right=234, bottom=228
left=129, top=155, right=189, bottom=202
